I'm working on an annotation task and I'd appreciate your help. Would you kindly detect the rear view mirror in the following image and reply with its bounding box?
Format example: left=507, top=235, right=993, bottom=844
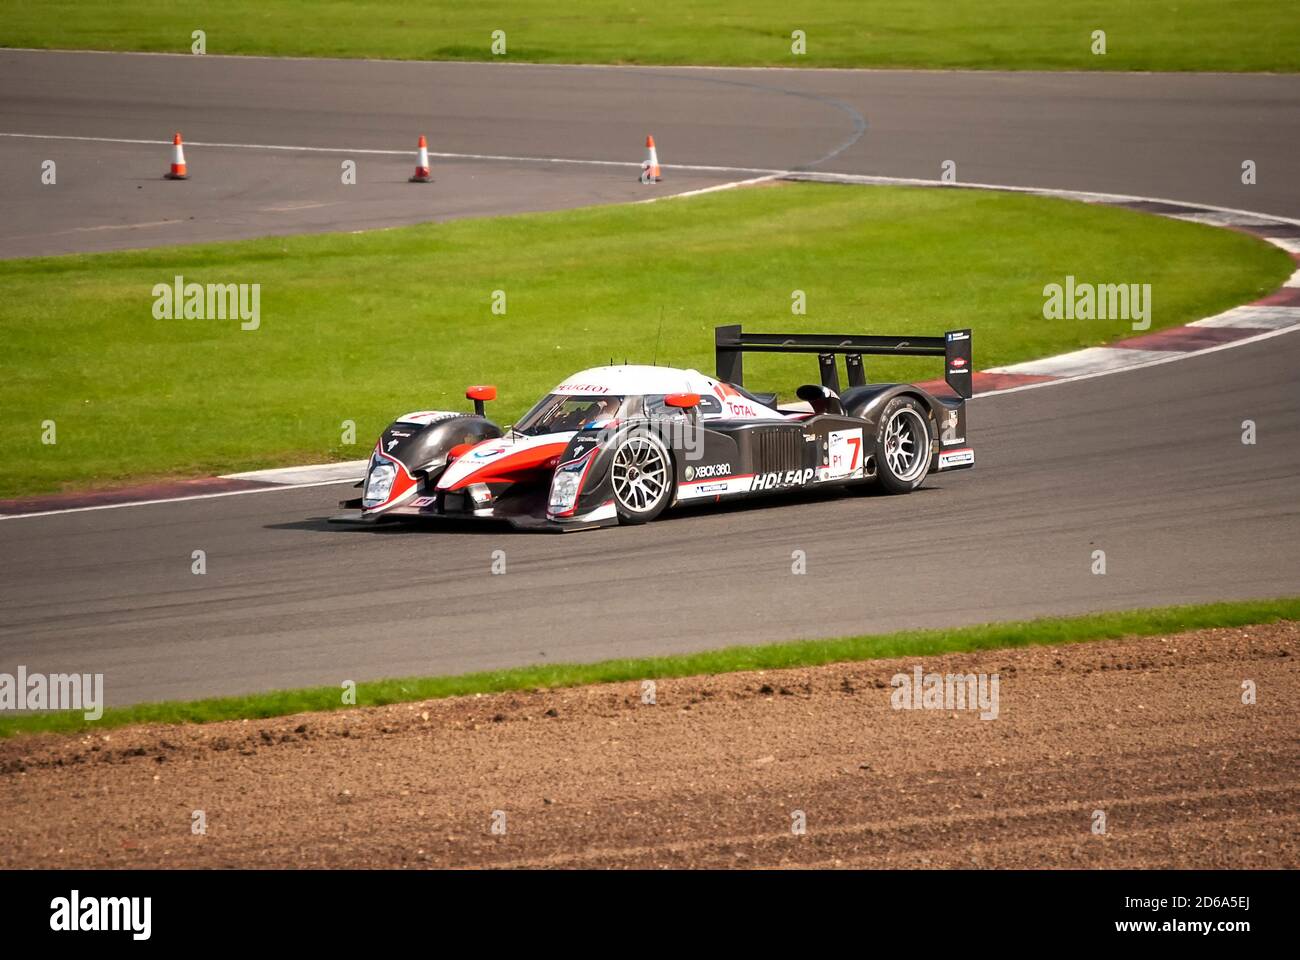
left=466, top=385, right=497, bottom=416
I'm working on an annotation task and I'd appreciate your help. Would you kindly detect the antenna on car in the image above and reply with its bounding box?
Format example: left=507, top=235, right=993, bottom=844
left=652, top=306, right=665, bottom=366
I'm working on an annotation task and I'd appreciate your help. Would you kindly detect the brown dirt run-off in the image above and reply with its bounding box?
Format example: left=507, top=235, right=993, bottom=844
left=0, top=623, right=1295, bottom=868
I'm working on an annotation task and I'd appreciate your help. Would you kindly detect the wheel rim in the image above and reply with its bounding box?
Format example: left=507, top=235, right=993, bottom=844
left=611, top=436, right=669, bottom=513
left=883, top=409, right=929, bottom=482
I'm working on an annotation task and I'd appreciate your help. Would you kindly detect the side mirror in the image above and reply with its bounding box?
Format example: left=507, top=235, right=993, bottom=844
left=466, top=385, right=497, bottom=417
left=664, top=392, right=700, bottom=409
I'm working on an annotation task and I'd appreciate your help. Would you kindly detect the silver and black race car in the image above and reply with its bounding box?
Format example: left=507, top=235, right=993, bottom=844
left=331, top=325, right=975, bottom=530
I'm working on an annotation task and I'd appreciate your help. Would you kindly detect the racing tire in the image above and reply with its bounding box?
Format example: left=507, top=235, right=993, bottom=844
left=874, top=397, right=932, bottom=494
left=610, top=431, right=674, bottom=524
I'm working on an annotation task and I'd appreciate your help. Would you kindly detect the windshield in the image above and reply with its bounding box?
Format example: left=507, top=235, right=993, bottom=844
left=513, top=394, right=627, bottom=436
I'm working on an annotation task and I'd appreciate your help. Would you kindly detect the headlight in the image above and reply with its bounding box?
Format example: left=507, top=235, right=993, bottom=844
left=548, top=469, right=582, bottom=514
left=362, top=460, right=397, bottom=508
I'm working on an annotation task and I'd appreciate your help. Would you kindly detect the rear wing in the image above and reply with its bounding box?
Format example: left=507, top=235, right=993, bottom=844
left=714, top=324, right=973, bottom=400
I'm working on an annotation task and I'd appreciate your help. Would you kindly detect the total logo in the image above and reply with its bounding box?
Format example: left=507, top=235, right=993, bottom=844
left=472, top=445, right=508, bottom=459
left=750, top=468, right=815, bottom=491
left=725, top=401, right=757, bottom=417
left=685, top=462, right=732, bottom=481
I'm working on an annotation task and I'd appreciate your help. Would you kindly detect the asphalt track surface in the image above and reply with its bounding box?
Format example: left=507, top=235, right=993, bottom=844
left=0, top=51, right=1297, bottom=705
left=3, top=50, right=1300, bottom=257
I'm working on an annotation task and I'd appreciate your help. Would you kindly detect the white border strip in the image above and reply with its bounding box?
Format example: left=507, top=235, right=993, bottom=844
left=974, top=323, right=1300, bottom=398
left=222, top=459, right=367, bottom=484
left=986, top=346, right=1183, bottom=378
left=784, top=171, right=1300, bottom=229
left=0, top=478, right=355, bottom=521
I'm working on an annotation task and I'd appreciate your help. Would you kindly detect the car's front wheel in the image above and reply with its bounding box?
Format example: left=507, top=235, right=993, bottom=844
left=875, top=397, right=932, bottom=494
left=611, top=431, right=673, bottom=524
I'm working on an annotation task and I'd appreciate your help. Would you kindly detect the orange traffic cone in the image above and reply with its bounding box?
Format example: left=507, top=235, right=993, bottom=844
left=639, top=135, right=661, bottom=183
left=409, top=135, right=432, bottom=183
left=164, top=132, right=188, bottom=180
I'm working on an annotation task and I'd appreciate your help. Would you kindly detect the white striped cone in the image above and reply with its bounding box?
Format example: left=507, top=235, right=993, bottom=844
left=640, top=134, right=661, bottom=183
left=164, top=132, right=188, bottom=180
left=409, top=135, right=432, bottom=183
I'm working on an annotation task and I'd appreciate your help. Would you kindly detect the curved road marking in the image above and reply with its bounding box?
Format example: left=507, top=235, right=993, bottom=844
left=0, top=131, right=781, bottom=175
left=5, top=129, right=1298, bottom=232
left=631, top=68, right=867, bottom=169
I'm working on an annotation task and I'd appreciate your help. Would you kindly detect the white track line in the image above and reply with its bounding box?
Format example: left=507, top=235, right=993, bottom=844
left=2, top=150, right=1296, bottom=517
left=5, top=130, right=1300, bottom=230
left=0, top=478, right=356, bottom=521
left=0, top=132, right=783, bottom=176
left=636, top=173, right=781, bottom=203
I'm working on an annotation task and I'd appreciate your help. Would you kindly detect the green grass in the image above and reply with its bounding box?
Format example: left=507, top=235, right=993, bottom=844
left=0, top=183, right=1290, bottom=498
left=2, top=1, right=1297, bottom=72
left=2, top=597, right=1295, bottom=738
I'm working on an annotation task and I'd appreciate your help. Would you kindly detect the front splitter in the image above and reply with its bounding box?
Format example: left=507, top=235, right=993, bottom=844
left=327, top=507, right=614, bottom=532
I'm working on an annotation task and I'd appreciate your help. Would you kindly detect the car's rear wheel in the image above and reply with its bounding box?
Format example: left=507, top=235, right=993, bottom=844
left=611, top=432, right=673, bottom=524
left=875, top=397, right=932, bottom=494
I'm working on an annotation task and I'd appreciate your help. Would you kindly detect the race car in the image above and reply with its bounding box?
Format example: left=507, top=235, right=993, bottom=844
left=331, top=325, right=975, bottom=530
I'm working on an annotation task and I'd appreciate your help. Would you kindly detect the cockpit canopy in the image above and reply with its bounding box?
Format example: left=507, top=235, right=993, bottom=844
left=513, top=394, right=629, bottom=436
